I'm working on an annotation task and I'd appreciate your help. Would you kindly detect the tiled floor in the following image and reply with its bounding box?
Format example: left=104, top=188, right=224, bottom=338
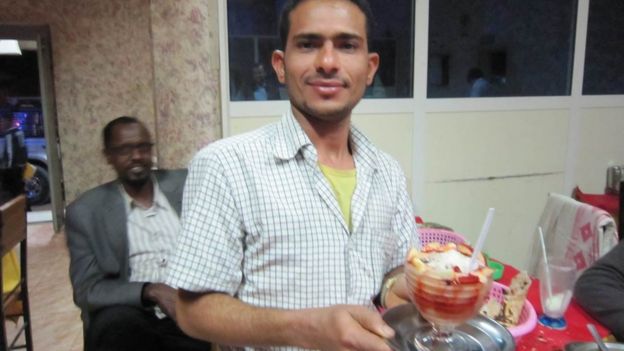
left=6, top=222, right=83, bottom=350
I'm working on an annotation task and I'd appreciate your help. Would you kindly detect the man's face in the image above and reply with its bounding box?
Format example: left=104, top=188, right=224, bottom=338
left=252, top=65, right=267, bottom=85
left=105, top=123, right=153, bottom=187
left=272, top=0, right=379, bottom=122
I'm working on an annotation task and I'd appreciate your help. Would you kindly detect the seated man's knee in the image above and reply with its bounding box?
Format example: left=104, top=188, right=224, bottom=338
left=87, top=306, right=156, bottom=351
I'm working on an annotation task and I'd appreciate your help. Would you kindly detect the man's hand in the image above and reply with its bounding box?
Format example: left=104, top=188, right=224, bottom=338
left=143, top=283, right=178, bottom=320
left=299, top=305, right=395, bottom=351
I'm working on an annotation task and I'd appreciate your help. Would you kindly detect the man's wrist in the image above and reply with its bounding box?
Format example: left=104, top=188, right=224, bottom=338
left=380, top=274, right=400, bottom=308
left=141, top=283, right=156, bottom=307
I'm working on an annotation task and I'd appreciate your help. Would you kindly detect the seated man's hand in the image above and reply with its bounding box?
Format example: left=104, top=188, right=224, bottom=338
left=143, top=283, right=177, bottom=320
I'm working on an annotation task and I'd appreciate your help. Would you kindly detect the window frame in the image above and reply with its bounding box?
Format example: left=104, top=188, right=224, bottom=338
left=218, top=0, right=624, bottom=209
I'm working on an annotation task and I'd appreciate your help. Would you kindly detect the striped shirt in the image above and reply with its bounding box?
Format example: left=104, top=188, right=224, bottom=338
left=167, top=110, right=419, bottom=350
left=121, top=180, right=181, bottom=317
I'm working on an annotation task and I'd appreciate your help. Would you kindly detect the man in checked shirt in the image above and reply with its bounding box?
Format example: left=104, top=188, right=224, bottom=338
left=66, top=117, right=211, bottom=351
left=168, top=0, right=420, bottom=350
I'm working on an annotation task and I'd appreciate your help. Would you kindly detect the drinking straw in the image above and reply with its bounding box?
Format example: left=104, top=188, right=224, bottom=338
left=469, top=208, right=495, bottom=271
left=538, top=226, right=553, bottom=298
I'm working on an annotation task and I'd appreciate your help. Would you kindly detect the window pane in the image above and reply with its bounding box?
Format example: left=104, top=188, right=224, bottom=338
left=583, top=0, right=624, bottom=95
left=427, top=0, right=577, bottom=98
left=227, top=0, right=414, bottom=101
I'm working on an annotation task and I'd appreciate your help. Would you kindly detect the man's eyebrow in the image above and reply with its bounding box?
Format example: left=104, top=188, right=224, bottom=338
left=334, top=33, right=364, bottom=42
left=292, top=33, right=323, bottom=42
left=291, top=32, right=364, bottom=42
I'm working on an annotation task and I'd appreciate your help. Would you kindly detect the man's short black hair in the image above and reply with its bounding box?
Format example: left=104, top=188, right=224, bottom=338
left=278, top=0, right=376, bottom=50
left=102, top=116, right=144, bottom=150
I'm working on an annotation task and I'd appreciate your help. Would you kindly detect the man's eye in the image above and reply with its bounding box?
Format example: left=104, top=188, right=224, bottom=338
left=341, top=42, right=358, bottom=51
left=297, top=41, right=314, bottom=49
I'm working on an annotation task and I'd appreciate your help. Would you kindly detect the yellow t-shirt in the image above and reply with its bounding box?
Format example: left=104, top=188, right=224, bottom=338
left=319, top=164, right=356, bottom=230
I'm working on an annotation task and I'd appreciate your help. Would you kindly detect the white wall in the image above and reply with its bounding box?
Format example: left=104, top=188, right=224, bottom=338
left=575, top=107, right=624, bottom=193
left=423, top=109, right=569, bottom=268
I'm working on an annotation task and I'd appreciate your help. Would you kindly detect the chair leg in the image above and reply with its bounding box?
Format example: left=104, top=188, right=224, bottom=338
left=0, top=252, right=7, bottom=351
left=21, top=291, right=32, bottom=351
left=1, top=314, right=7, bottom=351
left=20, top=240, right=33, bottom=351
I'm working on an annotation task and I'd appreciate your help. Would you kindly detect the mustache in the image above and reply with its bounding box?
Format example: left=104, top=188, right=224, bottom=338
left=305, top=74, right=348, bottom=86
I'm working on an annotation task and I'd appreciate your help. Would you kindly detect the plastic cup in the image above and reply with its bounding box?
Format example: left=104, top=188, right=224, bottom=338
left=538, top=257, right=575, bottom=329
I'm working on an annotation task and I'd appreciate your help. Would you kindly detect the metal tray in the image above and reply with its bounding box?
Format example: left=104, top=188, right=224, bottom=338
left=565, top=342, right=624, bottom=351
left=382, top=304, right=515, bottom=351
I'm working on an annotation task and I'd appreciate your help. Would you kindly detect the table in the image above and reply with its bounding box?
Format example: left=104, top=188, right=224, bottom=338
left=499, top=263, right=612, bottom=350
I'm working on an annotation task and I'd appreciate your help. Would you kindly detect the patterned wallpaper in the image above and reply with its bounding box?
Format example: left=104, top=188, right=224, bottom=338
left=0, top=0, right=222, bottom=202
left=150, top=1, right=221, bottom=169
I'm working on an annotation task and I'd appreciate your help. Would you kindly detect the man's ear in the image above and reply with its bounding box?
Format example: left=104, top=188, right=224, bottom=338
left=271, top=50, right=286, bottom=84
left=366, top=52, right=380, bottom=86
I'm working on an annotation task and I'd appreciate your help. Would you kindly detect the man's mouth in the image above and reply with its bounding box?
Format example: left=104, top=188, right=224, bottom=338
left=308, top=78, right=346, bottom=95
left=128, top=165, right=147, bottom=175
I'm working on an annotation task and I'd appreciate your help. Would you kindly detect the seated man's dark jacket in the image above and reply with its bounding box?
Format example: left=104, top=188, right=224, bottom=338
left=65, top=169, right=187, bottom=330
left=0, top=127, right=27, bottom=203
left=574, top=239, right=624, bottom=340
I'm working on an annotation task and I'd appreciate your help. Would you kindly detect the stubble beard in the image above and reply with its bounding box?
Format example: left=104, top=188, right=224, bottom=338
left=290, top=96, right=358, bottom=126
left=121, top=171, right=151, bottom=191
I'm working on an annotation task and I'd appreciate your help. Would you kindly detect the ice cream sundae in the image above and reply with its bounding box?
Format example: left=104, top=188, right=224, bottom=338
left=404, top=242, right=493, bottom=327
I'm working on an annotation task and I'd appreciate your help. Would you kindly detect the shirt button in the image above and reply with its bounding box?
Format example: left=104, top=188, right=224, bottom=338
left=159, top=258, right=167, bottom=267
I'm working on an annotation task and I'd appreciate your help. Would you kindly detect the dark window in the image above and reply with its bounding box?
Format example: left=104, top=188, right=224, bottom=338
left=427, top=0, right=577, bottom=98
left=583, top=0, right=624, bottom=95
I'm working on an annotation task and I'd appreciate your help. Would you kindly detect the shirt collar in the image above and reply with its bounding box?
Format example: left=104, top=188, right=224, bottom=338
left=118, top=176, right=166, bottom=213
left=272, top=107, right=379, bottom=171
left=272, top=108, right=312, bottom=160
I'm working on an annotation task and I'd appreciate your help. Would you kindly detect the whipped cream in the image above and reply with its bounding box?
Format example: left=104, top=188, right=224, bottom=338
left=424, top=249, right=473, bottom=273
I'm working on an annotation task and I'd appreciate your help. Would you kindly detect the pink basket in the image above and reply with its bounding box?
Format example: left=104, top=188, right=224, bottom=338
left=486, top=282, right=537, bottom=341
left=418, top=227, right=467, bottom=245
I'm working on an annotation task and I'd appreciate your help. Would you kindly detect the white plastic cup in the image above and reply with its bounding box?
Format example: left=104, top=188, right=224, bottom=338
left=538, top=257, right=575, bottom=319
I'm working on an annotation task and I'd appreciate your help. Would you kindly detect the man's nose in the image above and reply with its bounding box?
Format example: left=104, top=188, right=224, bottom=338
left=130, top=146, right=144, bottom=160
left=315, top=42, right=339, bottom=74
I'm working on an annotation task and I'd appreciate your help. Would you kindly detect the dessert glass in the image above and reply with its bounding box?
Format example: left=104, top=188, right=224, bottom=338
left=404, top=243, right=493, bottom=351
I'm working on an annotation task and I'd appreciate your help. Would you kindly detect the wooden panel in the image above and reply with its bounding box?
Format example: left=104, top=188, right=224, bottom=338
left=0, top=195, right=26, bottom=256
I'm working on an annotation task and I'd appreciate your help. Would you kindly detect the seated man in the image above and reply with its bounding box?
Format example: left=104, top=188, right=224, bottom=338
left=574, top=240, right=624, bottom=341
left=65, top=116, right=211, bottom=351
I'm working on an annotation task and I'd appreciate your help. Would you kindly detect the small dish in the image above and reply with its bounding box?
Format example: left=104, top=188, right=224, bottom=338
left=487, top=259, right=505, bottom=280
left=382, top=304, right=515, bottom=351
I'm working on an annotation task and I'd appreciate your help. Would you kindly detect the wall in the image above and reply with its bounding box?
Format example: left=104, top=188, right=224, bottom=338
left=423, top=109, right=569, bottom=268
left=575, top=107, right=624, bottom=193
left=150, top=1, right=221, bottom=169
left=0, top=0, right=221, bottom=201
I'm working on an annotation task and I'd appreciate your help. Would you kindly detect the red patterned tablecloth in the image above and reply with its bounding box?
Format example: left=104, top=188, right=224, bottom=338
left=499, top=263, right=611, bottom=351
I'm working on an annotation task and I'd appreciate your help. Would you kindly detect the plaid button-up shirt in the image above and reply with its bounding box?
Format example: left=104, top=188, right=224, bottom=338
left=167, top=110, right=419, bottom=350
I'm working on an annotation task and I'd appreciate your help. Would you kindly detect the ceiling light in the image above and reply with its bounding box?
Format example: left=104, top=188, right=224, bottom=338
left=0, top=40, right=22, bottom=55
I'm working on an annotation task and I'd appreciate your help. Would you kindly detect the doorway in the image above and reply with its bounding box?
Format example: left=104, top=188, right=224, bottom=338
left=0, top=25, right=65, bottom=232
